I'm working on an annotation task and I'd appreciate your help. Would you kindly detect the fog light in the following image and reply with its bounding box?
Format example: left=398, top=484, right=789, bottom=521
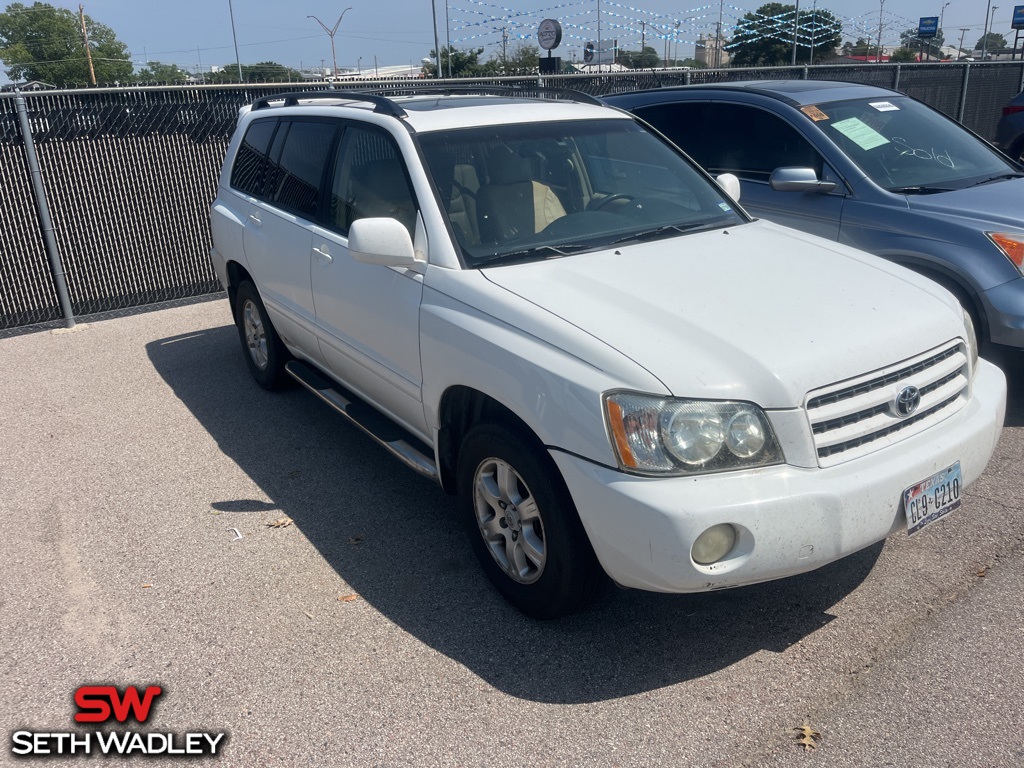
left=691, top=524, right=737, bottom=565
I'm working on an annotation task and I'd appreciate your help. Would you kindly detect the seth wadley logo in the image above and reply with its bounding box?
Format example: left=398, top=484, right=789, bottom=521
left=10, top=685, right=227, bottom=757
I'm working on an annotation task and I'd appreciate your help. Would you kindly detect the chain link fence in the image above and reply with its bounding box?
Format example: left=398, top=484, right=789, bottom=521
left=3, top=61, right=1023, bottom=332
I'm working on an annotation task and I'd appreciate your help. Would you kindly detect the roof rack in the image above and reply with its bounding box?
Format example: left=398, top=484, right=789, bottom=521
left=248, top=85, right=604, bottom=118
left=375, top=84, right=604, bottom=107
left=250, top=91, right=407, bottom=118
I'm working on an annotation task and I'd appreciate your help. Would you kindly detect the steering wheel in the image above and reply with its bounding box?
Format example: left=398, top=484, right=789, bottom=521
left=588, top=193, right=636, bottom=211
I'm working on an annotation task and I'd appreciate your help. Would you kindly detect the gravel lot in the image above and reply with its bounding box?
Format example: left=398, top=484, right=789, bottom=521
left=2, top=297, right=1021, bottom=767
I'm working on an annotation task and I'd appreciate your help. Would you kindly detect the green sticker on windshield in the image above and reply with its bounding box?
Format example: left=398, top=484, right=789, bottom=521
left=831, top=117, right=890, bottom=150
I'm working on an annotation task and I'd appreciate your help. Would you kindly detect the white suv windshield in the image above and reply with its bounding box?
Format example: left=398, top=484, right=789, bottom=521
left=813, top=96, right=1018, bottom=192
left=418, top=119, right=746, bottom=266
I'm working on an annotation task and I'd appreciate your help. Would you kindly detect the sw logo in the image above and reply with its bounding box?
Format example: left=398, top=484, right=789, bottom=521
left=10, top=685, right=227, bottom=758
left=74, top=685, right=163, bottom=724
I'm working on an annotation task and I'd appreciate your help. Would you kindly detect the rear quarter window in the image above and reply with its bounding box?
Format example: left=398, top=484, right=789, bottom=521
left=230, top=119, right=276, bottom=196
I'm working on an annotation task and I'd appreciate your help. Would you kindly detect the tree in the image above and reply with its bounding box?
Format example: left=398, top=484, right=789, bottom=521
left=204, top=61, right=302, bottom=84
left=423, top=45, right=499, bottom=78
left=494, top=42, right=540, bottom=74
left=890, top=47, right=917, bottom=63
left=975, top=31, right=1007, bottom=53
left=0, top=1, right=132, bottom=86
left=136, top=61, right=187, bottom=84
left=729, top=3, right=842, bottom=66
left=898, top=26, right=945, bottom=59
left=842, top=37, right=881, bottom=58
left=617, top=45, right=660, bottom=69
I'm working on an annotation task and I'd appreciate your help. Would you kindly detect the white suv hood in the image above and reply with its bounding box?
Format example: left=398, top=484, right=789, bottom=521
left=481, top=221, right=964, bottom=408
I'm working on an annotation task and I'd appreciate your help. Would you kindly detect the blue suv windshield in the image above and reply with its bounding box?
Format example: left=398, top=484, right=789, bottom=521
left=418, top=119, right=747, bottom=267
left=812, top=96, right=1016, bottom=192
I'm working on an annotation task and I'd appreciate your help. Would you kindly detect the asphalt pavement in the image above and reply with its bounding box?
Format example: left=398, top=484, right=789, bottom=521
left=1, top=297, right=1021, bottom=767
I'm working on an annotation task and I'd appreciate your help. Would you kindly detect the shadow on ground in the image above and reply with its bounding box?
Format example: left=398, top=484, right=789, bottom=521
left=149, top=324, right=899, bottom=704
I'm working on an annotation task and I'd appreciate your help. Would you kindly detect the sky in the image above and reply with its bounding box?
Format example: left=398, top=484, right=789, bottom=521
left=6, top=0, right=1023, bottom=78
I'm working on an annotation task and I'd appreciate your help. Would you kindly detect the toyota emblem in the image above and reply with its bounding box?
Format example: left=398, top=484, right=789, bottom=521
left=893, top=386, right=921, bottom=418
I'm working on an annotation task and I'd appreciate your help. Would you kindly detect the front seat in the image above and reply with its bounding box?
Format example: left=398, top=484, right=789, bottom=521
left=476, top=148, right=566, bottom=244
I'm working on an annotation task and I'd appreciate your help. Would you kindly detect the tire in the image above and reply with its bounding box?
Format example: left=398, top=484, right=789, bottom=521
left=457, top=422, right=600, bottom=619
left=234, top=280, right=290, bottom=390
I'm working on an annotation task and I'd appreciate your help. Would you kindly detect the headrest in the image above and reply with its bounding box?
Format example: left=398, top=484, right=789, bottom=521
left=488, top=148, right=532, bottom=185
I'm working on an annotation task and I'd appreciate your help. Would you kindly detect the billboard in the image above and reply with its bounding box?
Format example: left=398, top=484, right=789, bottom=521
left=1013, top=5, right=1024, bottom=30
left=918, top=16, right=939, bottom=38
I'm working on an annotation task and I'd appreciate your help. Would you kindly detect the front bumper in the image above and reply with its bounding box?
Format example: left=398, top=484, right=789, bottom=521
left=553, top=359, right=1006, bottom=593
left=981, top=276, right=1024, bottom=348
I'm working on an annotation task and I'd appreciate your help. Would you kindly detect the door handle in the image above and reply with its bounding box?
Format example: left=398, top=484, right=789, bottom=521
left=313, top=245, right=333, bottom=264
left=248, top=213, right=262, bottom=227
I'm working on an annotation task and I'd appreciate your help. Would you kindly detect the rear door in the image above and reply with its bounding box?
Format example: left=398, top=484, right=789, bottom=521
left=238, top=118, right=338, bottom=360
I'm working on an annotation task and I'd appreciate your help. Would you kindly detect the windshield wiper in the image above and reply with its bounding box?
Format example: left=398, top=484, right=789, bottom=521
left=967, top=173, right=1024, bottom=188
left=887, top=185, right=955, bottom=194
left=473, top=242, right=591, bottom=267
left=610, top=221, right=727, bottom=246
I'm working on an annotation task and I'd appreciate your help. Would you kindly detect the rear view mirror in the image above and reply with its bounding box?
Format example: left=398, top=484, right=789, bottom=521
left=716, top=173, right=741, bottom=202
left=769, top=167, right=838, bottom=193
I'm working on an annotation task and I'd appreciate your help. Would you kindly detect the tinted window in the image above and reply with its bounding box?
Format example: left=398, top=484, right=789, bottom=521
left=230, top=119, right=276, bottom=196
left=267, top=120, right=337, bottom=218
left=329, top=126, right=417, bottom=236
left=696, top=103, right=823, bottom=179
left=634, top=102, right=707, bottom=163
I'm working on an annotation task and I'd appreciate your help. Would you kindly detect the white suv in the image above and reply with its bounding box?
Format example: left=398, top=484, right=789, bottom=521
left=210, top=89, right=1006, bottom=618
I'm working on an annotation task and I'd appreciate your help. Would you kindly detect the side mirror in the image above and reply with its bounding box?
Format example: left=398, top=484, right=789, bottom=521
left=769, top=167, right=838, bottom=194
left=715, top=172, right=741, bottom=202
left=348, top=218, right=421, bottom=267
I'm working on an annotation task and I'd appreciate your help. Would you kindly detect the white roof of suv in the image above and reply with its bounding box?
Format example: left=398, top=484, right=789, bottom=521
left=240, top=90, right=627, bottom=133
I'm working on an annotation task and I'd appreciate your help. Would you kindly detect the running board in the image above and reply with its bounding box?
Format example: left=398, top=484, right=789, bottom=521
left=285, top=360, right=438, bottom=480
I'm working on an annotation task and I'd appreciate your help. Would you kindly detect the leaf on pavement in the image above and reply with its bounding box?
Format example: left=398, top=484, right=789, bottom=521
left=338, top=594, right=360, bottom=603
left=266, top=517, right=293, bottom=529
left=793, top=725, right=821, bottom=751
left=347, top=535, right=364, bottom=545
left=976, top=567, right=988, bottom=577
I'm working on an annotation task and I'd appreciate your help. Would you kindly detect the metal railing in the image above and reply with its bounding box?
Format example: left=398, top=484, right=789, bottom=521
left=3, top=61, right=1022, bottom=332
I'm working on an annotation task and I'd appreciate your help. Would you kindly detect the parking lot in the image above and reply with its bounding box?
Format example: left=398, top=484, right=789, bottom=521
left=2, top=297, right=1022, bottom=767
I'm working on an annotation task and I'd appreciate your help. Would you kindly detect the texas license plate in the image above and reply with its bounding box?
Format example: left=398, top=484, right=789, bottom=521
left=903, top=461, right=962, bottom=536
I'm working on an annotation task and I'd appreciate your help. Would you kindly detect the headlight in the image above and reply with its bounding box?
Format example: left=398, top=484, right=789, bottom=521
left=605, top=393, right=784, bottom=475
left=963, top=308, right=979, bottom=376
left=985, top=231, right=1024, bottom=275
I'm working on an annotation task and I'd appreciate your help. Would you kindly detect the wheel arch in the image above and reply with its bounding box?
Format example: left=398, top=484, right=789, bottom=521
left=887, top=255, right=989, bottom=344
left=436, top=386, right=541, bottom=495
left=225, top=261, right=255, bottom=317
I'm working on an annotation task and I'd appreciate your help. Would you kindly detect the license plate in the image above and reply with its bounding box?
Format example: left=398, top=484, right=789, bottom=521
left=903, top=461, right=962, bottom=536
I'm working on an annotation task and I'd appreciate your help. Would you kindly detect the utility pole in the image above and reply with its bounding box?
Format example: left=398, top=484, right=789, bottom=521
left=78, top=5, right=97, bottom=85
left=809, top=0, right=818, bottom=64
left=716, top=0, right=724, bottom=67
left=501, top=26, right=508, bottom=70
left=984, top=4, right=999, bottom=59
left=641, top=20, right=646, bottom=54
left=877, top=0, right=885, bottom=63
left=430, top=0, right=440, bottom=77
left=228, top=0, right=243, bottom=82
left=308, top=8, right=352, bottom=79
left=445, top=0, right=451, bottom=78
left=791, top=0, right=800, bottom=66
left=958, top=27, right=969, bottom=56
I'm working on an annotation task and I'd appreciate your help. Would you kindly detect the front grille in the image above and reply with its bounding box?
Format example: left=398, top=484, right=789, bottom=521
left=806, top=341, right=969, bottom=468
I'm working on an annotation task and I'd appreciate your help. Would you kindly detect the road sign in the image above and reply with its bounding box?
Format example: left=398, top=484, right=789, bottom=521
left=583, top=42, right=595, bottom=63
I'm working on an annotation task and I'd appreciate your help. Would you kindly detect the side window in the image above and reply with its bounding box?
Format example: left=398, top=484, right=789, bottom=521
left=230, top=119, right=276, bottom=197
left=265, top=120, right=338, bottom=219
left=329, top=125, right=417, bottom=236
left=701, top=104, right=824, bottom=181
left=634, top=102, right=709, bottom=166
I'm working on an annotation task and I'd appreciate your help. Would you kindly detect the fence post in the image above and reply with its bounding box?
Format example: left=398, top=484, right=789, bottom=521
left=685, top=70, right=691, bottom=85
left=802, top=66, right=808, bottom=80
left=1019, top=61, right=1024, bottom=93
left=893, top=64, right=901, bottom=92
left=957, top=64, right=971, bottom=124
left=14, top=91, right=75, bottom=328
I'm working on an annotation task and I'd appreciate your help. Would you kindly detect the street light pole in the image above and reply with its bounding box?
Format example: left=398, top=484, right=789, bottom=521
left=982, top=0, right=993, bottom=58
left=308, top=8, right=352, bottom=79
